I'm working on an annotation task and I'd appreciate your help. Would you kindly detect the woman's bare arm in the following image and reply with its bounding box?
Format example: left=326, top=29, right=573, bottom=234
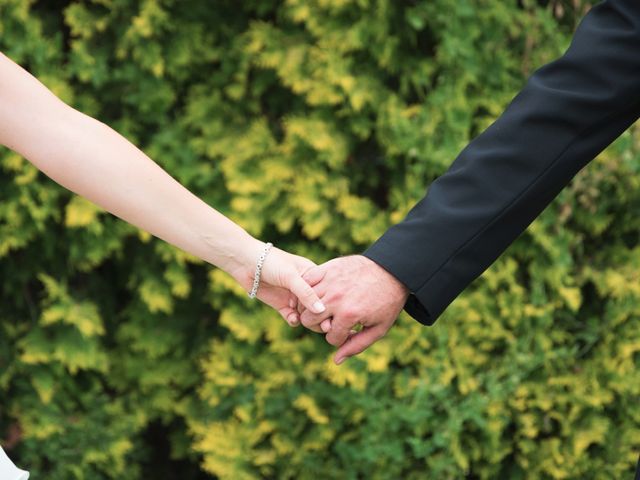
left=0, top=52, right=325, bottom=323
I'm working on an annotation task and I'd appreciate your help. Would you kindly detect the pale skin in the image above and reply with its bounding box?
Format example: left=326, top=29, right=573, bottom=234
left=0, top=52, right=326, bottom=323
left=298, top=255, right=409, bottom=365
left=0, top=52, right=404, bottom=364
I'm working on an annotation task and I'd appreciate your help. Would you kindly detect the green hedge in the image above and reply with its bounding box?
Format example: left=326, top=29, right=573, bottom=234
left=1, top=0, right=638, bottom=478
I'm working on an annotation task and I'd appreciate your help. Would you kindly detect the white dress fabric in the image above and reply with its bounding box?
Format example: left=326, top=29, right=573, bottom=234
left=0, top=447, right=29, bottom=480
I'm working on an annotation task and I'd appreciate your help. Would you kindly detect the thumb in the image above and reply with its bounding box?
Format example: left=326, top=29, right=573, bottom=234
left=301, top=263, right=328, bottom=287
left=334, top=325, right=386, bottom=365
left=288, top=273, right=326, bottom=314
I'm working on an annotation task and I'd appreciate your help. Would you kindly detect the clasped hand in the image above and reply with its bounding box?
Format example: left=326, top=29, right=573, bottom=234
left=251, top=252, right=408, bottom=365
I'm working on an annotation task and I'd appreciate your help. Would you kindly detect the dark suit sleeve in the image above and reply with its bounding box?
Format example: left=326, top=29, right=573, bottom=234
left=363, top=0, right=640, bottom=325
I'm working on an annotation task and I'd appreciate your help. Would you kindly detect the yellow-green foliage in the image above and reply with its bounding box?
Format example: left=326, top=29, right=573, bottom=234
left=0, top=0, right=638, bottom=478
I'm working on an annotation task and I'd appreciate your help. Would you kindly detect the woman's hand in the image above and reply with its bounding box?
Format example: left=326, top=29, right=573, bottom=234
left=230, top=241, right=326, bottom=327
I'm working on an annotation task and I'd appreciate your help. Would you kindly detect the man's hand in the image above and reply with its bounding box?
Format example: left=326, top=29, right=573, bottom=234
left=299, top=255, right=409, bottom=364
left=230, top=243, right=326, bottom=327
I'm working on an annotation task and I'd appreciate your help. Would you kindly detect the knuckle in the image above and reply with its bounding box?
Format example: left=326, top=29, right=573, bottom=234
left=300, top=315, right=316, bottom=328
left=332, top=290, right=344, bottom=302
left=340, top=308, right=359, bottom=322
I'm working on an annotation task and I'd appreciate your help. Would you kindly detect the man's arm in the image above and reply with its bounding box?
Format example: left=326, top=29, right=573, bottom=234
left=364, top=0, right=640, bottom=325
left=299, top=0, right=640, bottom=364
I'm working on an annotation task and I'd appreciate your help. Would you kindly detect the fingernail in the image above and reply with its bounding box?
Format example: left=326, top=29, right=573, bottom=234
left=321, top=322, right=331, bottom=333
left=335, top=356, right=346, bottom=365
left=312, top=301, right=326, bottom=313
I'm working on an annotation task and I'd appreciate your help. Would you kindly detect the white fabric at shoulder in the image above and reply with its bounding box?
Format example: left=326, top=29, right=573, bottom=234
left=0, top=447, right=29, bottom=480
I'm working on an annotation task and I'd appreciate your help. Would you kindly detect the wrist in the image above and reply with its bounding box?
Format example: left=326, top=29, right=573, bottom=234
left=360, top=255, right=410, bottom=303
left=229, top=236, right=265, bottom=288
left=202, top=228, right=263, bottom=286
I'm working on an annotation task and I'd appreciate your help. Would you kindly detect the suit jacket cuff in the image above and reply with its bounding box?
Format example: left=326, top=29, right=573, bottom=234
left=363, top=241, right=437, bottom=325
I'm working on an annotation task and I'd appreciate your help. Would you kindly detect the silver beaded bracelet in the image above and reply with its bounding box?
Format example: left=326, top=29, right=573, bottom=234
left=248, top=242, right=273, bottom=299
